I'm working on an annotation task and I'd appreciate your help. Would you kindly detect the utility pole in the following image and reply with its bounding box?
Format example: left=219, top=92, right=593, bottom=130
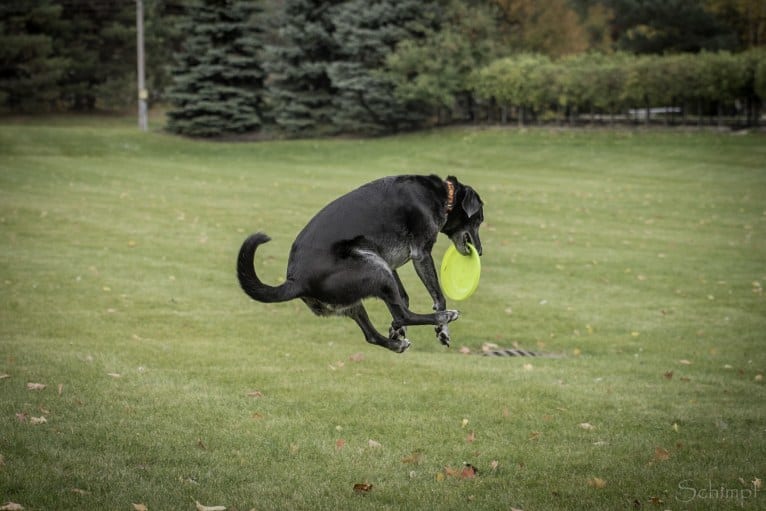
left=136, top=0, right=148, bottom=132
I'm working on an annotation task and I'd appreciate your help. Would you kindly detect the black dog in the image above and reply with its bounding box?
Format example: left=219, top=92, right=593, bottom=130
left=237, top=175, right=483, bottom=353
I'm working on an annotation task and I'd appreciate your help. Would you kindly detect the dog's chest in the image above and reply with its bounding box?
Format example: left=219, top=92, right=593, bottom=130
left=380, top=242, right=420, bottom=269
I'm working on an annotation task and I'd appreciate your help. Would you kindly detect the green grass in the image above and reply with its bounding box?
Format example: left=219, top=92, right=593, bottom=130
left=1, top=117, right=764, bottom=510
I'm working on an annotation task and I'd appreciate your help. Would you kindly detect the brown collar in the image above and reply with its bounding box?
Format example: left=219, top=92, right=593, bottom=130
left=444, top=180, right=456, bottom=213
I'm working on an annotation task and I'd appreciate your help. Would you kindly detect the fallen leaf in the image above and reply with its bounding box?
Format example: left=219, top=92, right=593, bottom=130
left=528, top=431, right=541, bottom=441
left=482, top=342, right=499, bottom=352
left=367, top=439, right=382, bottom=449
left=107, top=373, right=121, bottom=378
left=673, top=422, right=680, bottom=432
left=458, top=346, right=471, bottom=355
left=652, top=447, right=671, bottom=462
left=435, top=472, right=445, bottom=482
left=466, top=431, right=476, bottom=443
left=15, top=412, right=28, bottom=423
left=196, top=439, right=207, bottom=450
left=0, top=503, right=24, bottom=511
left=58, top=383, right=63, bottom=397
left=335, top=439, right=346, bottom=450
left=461, top=464, right=478, bottom=479
left=26, top=383, right=46, bottom=391
left=579, top=422, right=596, bottom=431
left=490, top=460, right=499, bottom=471
left=0, top=374, right=10, bottom=380
left=132, top=504, right=147, bottom=511
left=401, top=451, right=424, bottom=464
left=246, top=390, right=263, bottom=398
left=755, top=374, right=763, bottom=382
left=753, top=478, right=762, bottom=490
left=523, top=363, right=534, bottom=371
left=29, top=416, right=47, bottom=425
left=649, top=496, right=664, bottom=506
left=679, top=359, right=692, bottom=365
left=663, top=371, right=674, bottom=380
left=70, top=488, right=89, bottom=496
left=353, top=483, right=373, bottom=493
left=461, top=418, right=469, bottom=428
left=195, top=501, right=225, bottom=511
left=348, top=352, right=365, bottom=362
left=587, top=477, right=607, bottom=489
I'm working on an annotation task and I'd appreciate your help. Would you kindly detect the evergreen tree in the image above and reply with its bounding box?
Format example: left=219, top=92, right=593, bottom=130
left=166, top=0, right=266, bottom=137
left=265, top=0, right=341, bottom=136
left=327, top=0, right=439, bottom=134
left=0, top=0, right=69, bottom=111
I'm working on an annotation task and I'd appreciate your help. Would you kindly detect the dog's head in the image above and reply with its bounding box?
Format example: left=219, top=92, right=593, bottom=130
left=442, top=176, right=484, bottom=256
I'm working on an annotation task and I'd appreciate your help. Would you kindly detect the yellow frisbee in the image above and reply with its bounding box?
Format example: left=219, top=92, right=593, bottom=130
left=440, top=243, right=481, bottom=301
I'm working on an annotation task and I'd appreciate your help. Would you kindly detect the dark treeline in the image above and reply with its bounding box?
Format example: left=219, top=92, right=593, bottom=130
left=1, top=0, right=764, bottom=136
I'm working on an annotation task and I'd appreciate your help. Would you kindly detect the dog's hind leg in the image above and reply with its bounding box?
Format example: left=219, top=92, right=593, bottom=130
left=389, top=270, right=408, bottom=342
left=345, top=304, right=411, bottom=353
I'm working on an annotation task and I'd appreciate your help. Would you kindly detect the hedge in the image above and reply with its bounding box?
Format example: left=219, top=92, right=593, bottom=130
left=471, top=50, right=766, bottom=126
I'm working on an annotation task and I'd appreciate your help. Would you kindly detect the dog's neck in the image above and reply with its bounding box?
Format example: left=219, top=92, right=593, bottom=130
left=444, top=180, right=456, bottom=213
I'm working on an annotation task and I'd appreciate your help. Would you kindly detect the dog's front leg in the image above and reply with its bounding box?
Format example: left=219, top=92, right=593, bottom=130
left=412, top=254, right=453, bottom=347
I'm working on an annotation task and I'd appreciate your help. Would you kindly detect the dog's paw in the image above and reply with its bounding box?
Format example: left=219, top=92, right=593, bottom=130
left=391, top=337, right=411, bottom=353
left=435, top=324, right=451, bottom=347
left=436, top=309, right=459, bottom=324
left=389, top=325, right=407, bottom=341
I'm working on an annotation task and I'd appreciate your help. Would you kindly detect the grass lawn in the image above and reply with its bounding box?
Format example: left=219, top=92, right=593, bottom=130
left=0, top=117, right=764, bottom=510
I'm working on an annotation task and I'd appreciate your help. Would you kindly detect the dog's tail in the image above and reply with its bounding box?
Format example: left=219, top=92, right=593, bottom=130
left=237, top=232, right=300, bottom=303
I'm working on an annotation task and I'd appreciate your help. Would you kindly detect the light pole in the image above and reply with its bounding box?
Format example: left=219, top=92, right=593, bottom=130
left=136, top=0, right=148, bottom=132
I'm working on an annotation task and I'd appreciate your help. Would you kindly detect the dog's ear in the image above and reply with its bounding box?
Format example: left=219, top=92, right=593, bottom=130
left=461, top=187, right=483, bottom=218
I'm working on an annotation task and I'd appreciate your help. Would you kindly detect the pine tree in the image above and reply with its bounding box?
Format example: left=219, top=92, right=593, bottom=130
left=166, top=0, right=266, bottom=137
left=0, top=0, right=69, bottom=112
left=327, top=0, right=438, bottom=134
left=265, top=0, right=341, bottom=136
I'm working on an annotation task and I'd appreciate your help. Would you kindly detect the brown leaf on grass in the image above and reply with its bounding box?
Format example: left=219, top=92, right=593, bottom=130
left=401, top=451, right=424, bottom=464
left=348, top=352, right=365, bottom=362
left=490, top=460, right=499, bottom=471
left=15, top=412, right=28, bottom=423
left=579, top=422, right=596, bottom=431
left=443, top=464, right=478, bottom=480
left=0, top=374, right=10, bottom=380
left=107, top=373, right=121, bottom=379
left=132, top=504, right=148, bottom=511
left=466, top=431, right=476, bottom=443
left=0, top=503, right=24, bottom=511
left=587, top=477, right=607, bottom=489
left=367, top=439, right=382, bottom=449
left=335, top=439, right=346, bottom=450
left=194, top=501, right=225, bottom=511
left=29, top=416, right=47, bottom=425
left=353, top=483, right=373, bottom=493
left=663, top=371, right=674, bottom=380
left=458, top=346, right=471, bottom=355
left=196, top=439, right=207, bottom=450
left=461, top=464, right=478, bottom=479
left=246, top=390, right=263, bottom=398
left=528, top=431, right=541, bottom=441
left=70, top=488, right=89, bottom=496
left=26, top=383, right=46, bottom=391
left=58, top=383, right=64, bottom=397
left=652, top=447, right=671, bottom=462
